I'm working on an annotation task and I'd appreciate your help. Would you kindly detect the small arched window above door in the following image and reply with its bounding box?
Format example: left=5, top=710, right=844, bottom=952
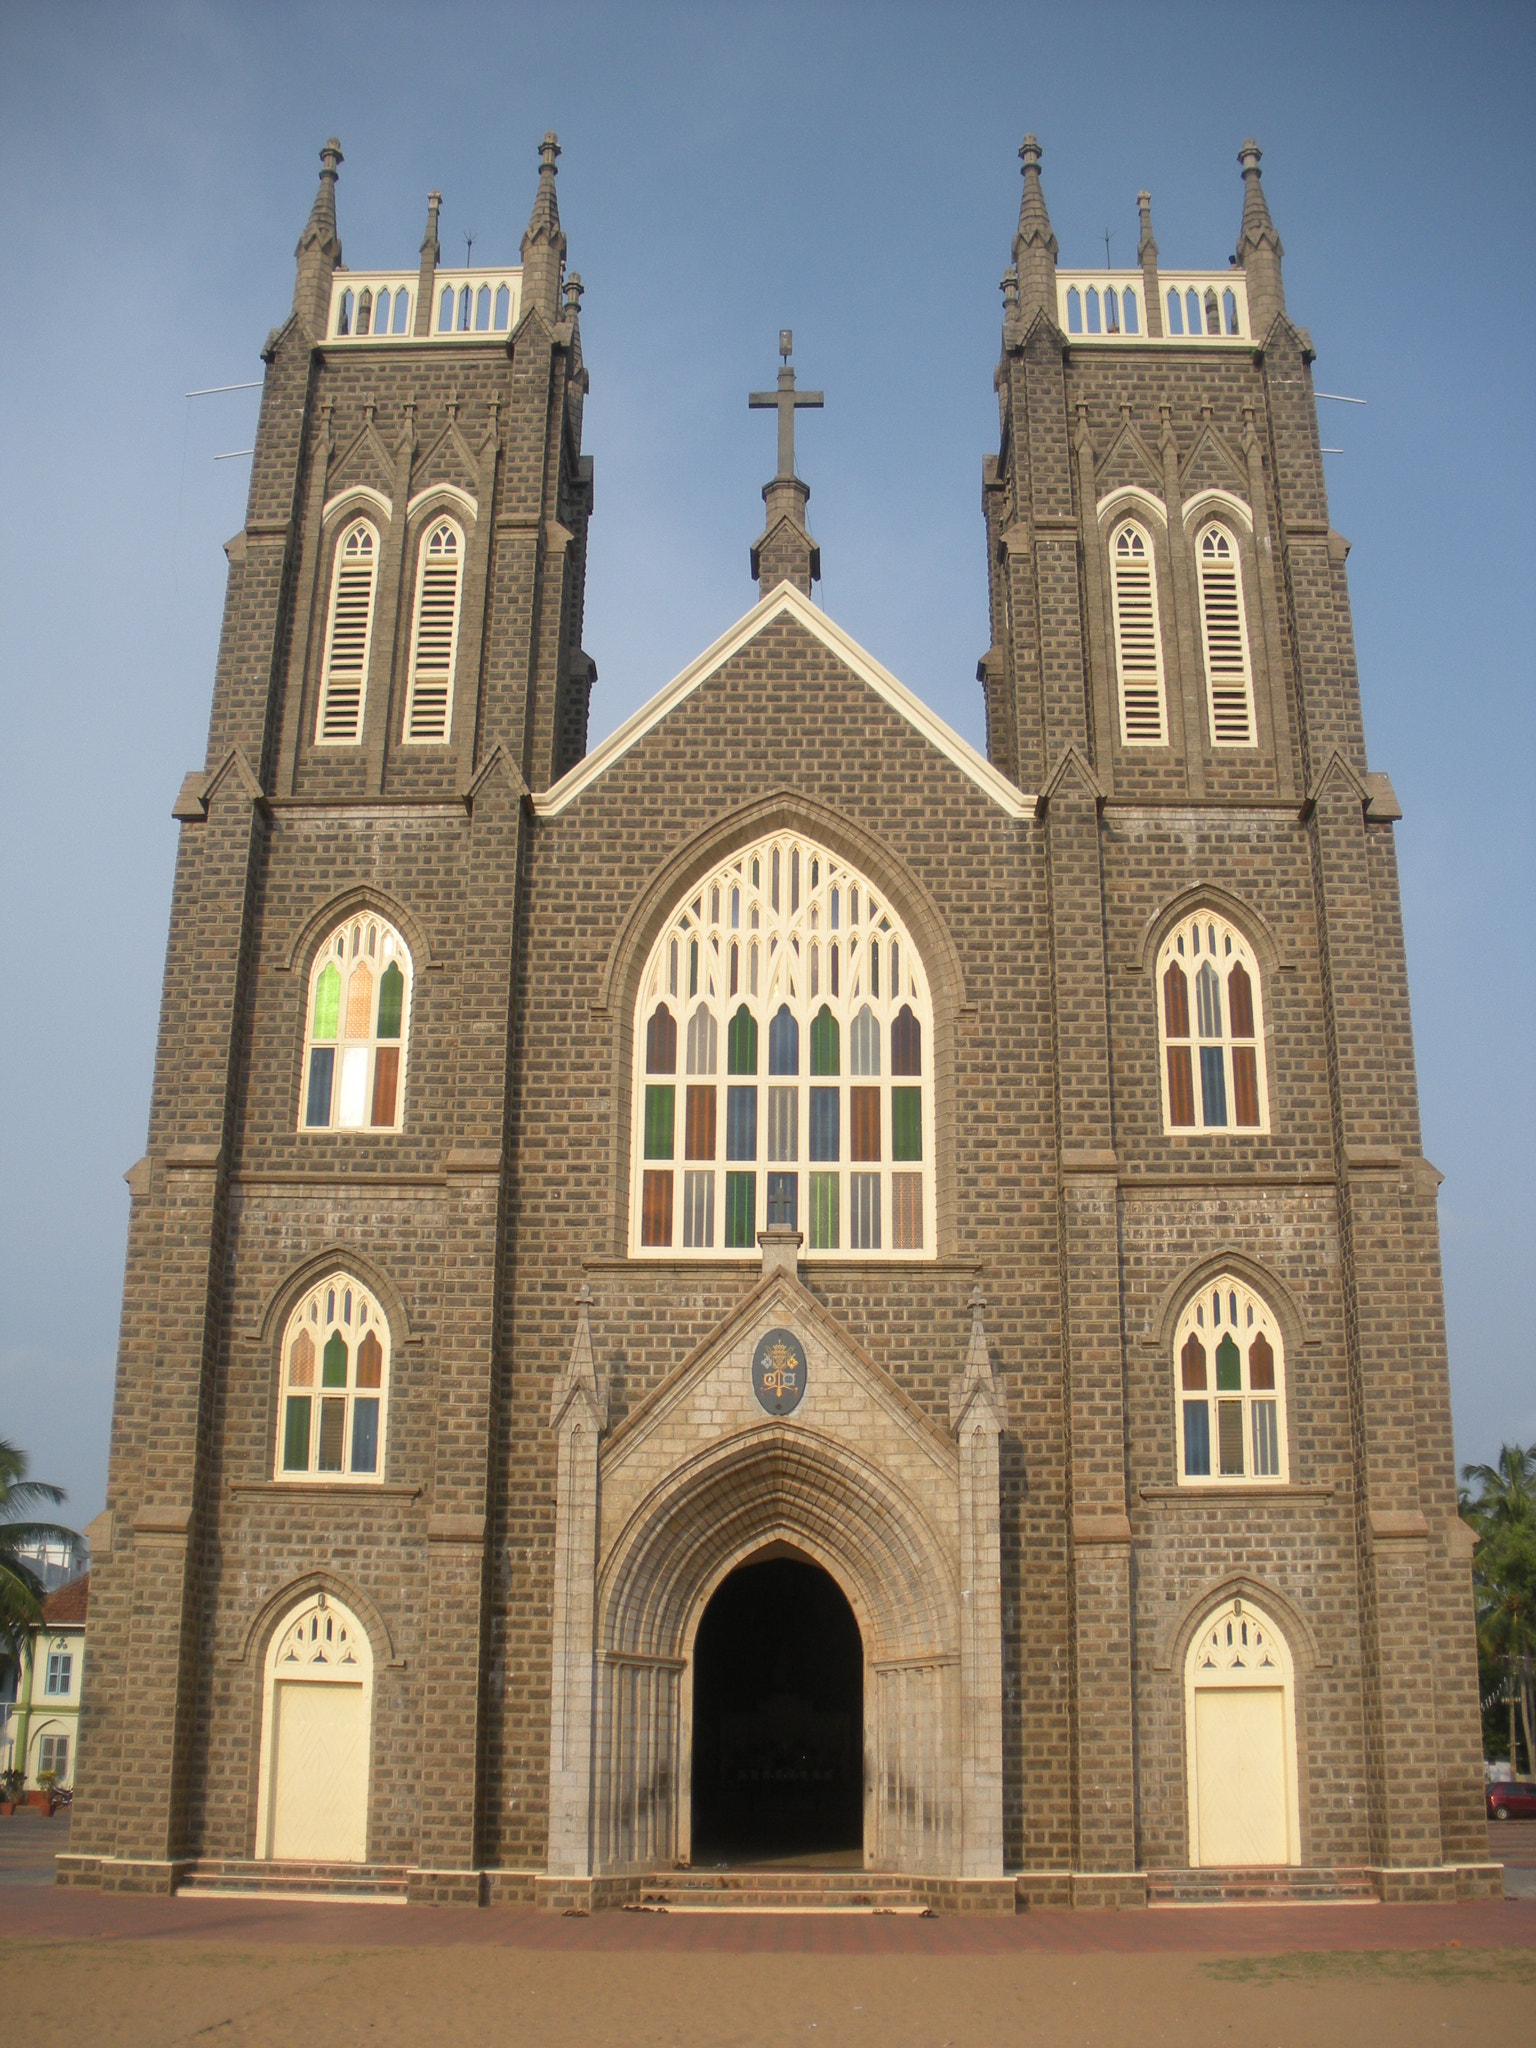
left=1173, top=1276, right=1288, bottom=1486
left=275, top=1274, right=391, bottom=1482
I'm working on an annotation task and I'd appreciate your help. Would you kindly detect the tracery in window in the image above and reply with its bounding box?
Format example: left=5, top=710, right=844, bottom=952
left=1196, top=524, right=1256, bottom=746
left=1109, top=522, right=1168, bottom=745
left=632, top=835, right=935, bottom=1259
left=315, top=520, right=378, bottom=745
left=276, top=1273, right=390, bottom=1482
left=1173, top=1277, right=1287, bottom=1485
left=300, top=915, right=413, bottom=1132
left=402, top=519, right=464, bottom=742
left=1157, top=912, right=1266, bottom=1133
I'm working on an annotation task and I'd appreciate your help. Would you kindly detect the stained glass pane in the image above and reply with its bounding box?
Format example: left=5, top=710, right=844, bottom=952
left=1217, top=1399, right=1244, bottom=1475
left=686, top=1005, right=717, bottom=1075
left=640, top=1170, right=673, bottom=1247
left=767, top=1087, right=798, bottom=1161
left=891, top=1088, right=922, bottom=1161
left=892, top=1173, right=922, bottom=1249
left=891, top=1005, right=922, bottom=1075
left=370, top=1047, right=400, bottom=1127
left=1199, top=1046, right=1227, bottom=1126
left=809, top=1088, right=840, bottom=1162
left=345, top=962, right=374, bottom=1040
left=1248, top=1332, right=1275, bottom=1390
left=767, top=1171, right=798, bottom=1228
left=644, top=1085, right=676, bottom=1159
left=1195, top=961, right=1223, bottom=1038
left=1163, top=962, right=1190, bottom=1038
left=1215, top=1334, right=1241, bottom=1391
left=1182, top=1401, right=1210, bottom=1476
left=323, top=1330, right=349, bottom=1388
left=283, top=1396, right=312, bottom=1471
left=338, top=1046, right=370, bottom=1128
left=768, top=1005, right=799, bottom=1075
left=727, top=1005, right=758, bottom=1075
left=682, top=1170, right=714, bottom=1247
left=1231, top=1046, right=1260, bottom=1127
left=351, top=1397, right=379, bottom=1474
left=1181, top=1333, right=1207, bottom=1390
left=1252, top=1400, right=1280, bottom=1477
left=724, top=1171, right=756, bottom=1248
left=809, top=1172, right=839, bottom=1249
left=647, top=1004, right=677, bottom=1074
left=1166, top=1047, right=1195, bottom=1126
left=1227, top=961, right=1254, bottom=1038
left=726, top=1086, right=757, bottom=1160
left=377, top=961, right=404, bottom=1039
left=850, top=1088, right=881, bottom=1162
left=849, top=1173, right=881, bottom=1250
left=289, top=1329, right=315, bottom=1387
left=810, top=1005, right=840, bottom=1076
left=849, top=1006, right=880, bottom=1076
left=313, top=963, right=341, bottom=1039
left=318, top=1397, right=347, bottom=1472
left=356, top=1330, right=383, bottom=1389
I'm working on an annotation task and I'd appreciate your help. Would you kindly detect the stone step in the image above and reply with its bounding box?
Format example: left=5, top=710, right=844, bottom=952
left=176, top=1859, right=409, bottom=1902
left=1145, top=1865, right=1378, bottom=1906
left=634, top=1869, right=927, bottom=1911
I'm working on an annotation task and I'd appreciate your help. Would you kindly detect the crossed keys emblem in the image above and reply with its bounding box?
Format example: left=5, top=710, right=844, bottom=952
left=752, top=1327, right=808, bottom=1416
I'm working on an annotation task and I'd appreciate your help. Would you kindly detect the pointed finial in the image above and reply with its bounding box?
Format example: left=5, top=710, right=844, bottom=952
left=969, top=1282, right=987, bottom=1317
left=1012, top=133, right=1058, bottom=321
left=1136, top=190, right=1158, bottom=267
left=1000, top=267, right=1020, bottom=318
left=1234, top=138, right=1286, bottom=332
left=410, top=191, right=442, bottom=337
left=421, top=190, right=442, bottom=261
left=951, top=1283, right=1004, bottom=1435
left=521, top=130, right=568, bottom=321
left=564, top=271, right=585, bottom=318
left=292, top=137, right=344, bottom=335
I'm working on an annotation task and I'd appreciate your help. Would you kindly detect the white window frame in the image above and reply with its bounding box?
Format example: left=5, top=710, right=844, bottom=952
left=1173, top=1276, right=1289, bottom=1487
left=402, top=517, right=465, bottom=743
left=298, top=915, right=414, bottom=1134
left=315, top=519, right=379, bottom=745
left=44, top=1648, right=72, bottom=1696
left=274, top=1274, right=392, bottom=1485
left=1109, top=520, right=1169, bottom=746
left=629, top=834, right=937, bottom=1261
left=1155, top=910, right=1269, bottom=1135
left=1195, top=522, right=1257, bottom=747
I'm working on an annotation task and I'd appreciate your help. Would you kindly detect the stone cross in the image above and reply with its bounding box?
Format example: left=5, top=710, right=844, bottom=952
left=749, top=330, right=823, bottom=481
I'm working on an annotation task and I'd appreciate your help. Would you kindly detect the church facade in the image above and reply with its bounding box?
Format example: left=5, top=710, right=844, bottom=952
left=63, top=132, right=1496, bottom=1908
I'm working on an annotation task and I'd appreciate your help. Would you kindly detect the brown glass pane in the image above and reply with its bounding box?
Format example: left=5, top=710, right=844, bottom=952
left=370, top=1046, right=400, bottom=1126
left=890, top=1004, right=922, bottom=1076
left=646, top=1003, right=677, bottom=1074
left=1217, top=1399, right=1245, bottom=1475
left=1166, top=1046, right=1195, bottom=1125
left=356, top=1330, right=383, bottom=1389
left=850, top=1087, right=881, bottom=1162
left=1163, top=961, right=1190, bottom=1038
left=1181, top=1332, right=1207, bottom=1390
left=318, top=1397, right=347, bottom=1472
left=685, top=1085, right=717, bottom=1160
left=1248, top=1331, right=1275, bottom=1390
left=892, top=1173, right=922, bottom=1249
left=288, top=1329, right=315, bottom=1388
left=641, top=1170, right=673, bottom=1247
left=1228, top=960, right=1254, bottom=1038
left=345, top=962, right=374, bottom=1040
left=1231, top=1046, right=1260, bottom=1126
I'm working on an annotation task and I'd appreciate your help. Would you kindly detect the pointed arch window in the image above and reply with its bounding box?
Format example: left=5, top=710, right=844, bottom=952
left=1157, top=911, right=1267, bottom=1134
left=300, top=914, right=413, bottom=1132
left=1196, top=524, right=1256, bottom=746
left=1109, top=522, right=1168, bottom=745
left=402, top=519, right=464, bottom=742
left=1174, top=1278, right=1288, bottom=1485
left=276, top=1274, right=391, bottom=1482
left=315, top=521, right=378, bottom=744
left=631, top=834, right=935, bottom=1259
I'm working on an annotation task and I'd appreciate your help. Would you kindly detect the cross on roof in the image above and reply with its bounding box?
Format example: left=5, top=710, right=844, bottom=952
left=749, top=330, right=823, bottom=481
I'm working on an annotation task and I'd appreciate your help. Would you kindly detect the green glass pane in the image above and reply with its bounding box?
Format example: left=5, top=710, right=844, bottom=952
left=810, top=1005, right=840, bottom=1076
left=644, top=1084, right=675, bottom=1159
left=377, top=961, right=404, bottom=1039
left=283, top=1396, right=312, bottom=1471
left=1215, top=1334, right=1241, bottom=1391
left=312, top=962, right=341, bottom=1039
left=727, top=1005, right=758, bottom=1075
left=809, top=1172, right=839, bottom=1251
left=891, top=1088, right=922, bottom=1161
left=724, top=1171, right=756, bottom=1248
left=323, top=1330, right=349, bottom=1387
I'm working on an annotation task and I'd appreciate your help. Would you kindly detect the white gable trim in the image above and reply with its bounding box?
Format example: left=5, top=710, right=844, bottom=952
left=532, top=581, right=1032, bottom=819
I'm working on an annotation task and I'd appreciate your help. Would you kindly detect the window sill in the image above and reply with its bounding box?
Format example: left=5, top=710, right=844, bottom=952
left=1139, top=1483, right=1334, bottom=1502
left=227, top=1481, right=422, bottom=1500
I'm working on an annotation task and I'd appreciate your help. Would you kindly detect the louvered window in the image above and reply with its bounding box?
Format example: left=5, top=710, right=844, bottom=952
left=403, top=520, right=464, bottom=742
left=315, top=521, right=378, bottom=744
left=1196, top=526, right=1256, bottom=746
left=1109, top=523, right=1167, bottom=745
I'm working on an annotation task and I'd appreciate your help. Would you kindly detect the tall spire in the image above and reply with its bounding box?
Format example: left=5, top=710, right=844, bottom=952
left=292, top=138, right=343, bottom=338
left=520, top=130, right=567, bottom=322
left=1012, top=134, right=1058, bottom=321
left=1234, top=138, right=1286, bottom=334
left=748, top=331, right=823, bottom=598
left=1136, top=189, right=1164, bottom=337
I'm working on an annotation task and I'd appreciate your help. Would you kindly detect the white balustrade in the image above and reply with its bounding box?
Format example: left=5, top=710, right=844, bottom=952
left=1055, top=271, right=1249, bottom=343
left=328, top=268, right=523, bottom=343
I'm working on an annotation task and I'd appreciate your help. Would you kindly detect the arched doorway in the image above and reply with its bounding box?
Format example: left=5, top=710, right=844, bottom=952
left=254, top=1593, right=373, bottom=1863
left=1185, top=1595, right=1300, bottom=1866
left=690, top=1553, right=864, bottom=1867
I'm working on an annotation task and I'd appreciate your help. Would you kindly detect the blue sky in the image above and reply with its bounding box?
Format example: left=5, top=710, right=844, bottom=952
left=1, top=1, right=1531, bottom=1524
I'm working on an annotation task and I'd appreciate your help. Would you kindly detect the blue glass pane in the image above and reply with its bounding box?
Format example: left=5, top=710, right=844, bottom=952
left=1200, top=1046, right=1228, bottom=1126
left=726, top=1086, right=757, bottom=1160
left=768, top=1004, right=799, bottom=1074
left=1183, top=1402, right=1211, bottom=1476
left=809, top=1088, right=840, bottom=1161
left=305, top=1047, right=335, bottom=1127
left=767, top=1172, right=798, bottom=1228
left=351, top=1398, right=379, bottom=1474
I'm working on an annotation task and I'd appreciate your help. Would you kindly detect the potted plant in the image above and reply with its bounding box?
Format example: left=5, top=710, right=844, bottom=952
left=0, top=1766, right=21, bottom=1816
left=29, top=1768, right=57, bottom=1814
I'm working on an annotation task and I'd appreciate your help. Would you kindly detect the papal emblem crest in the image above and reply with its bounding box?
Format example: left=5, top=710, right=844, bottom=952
left=751, top=1327, right=808, bottom=1417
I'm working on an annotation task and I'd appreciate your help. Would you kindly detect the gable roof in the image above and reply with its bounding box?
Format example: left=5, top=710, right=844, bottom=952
left=41, top=1574, right=88, bottom=1627
left=532, top=580, right=1032, bottom=820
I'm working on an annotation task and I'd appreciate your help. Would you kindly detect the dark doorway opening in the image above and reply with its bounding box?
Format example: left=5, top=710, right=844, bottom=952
left=690, top=1553, right=864, bottom=1867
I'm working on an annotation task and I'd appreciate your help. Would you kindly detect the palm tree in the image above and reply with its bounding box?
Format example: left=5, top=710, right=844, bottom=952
left=0, top=1438, right=79, bottom=1666
left=1462, top=1443, right=1536, bottom=1775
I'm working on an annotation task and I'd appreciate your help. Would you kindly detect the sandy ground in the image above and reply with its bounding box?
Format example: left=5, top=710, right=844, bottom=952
left=0, top=1938, right=1531, bottom=2047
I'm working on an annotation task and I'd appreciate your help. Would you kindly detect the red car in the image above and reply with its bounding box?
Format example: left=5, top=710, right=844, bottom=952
left=1487, top=1780, right=1536, bottom=1819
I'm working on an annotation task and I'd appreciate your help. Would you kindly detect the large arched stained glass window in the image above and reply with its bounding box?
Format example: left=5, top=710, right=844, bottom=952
left=275, top=1273, right=390, bottom=1483
left=1156, top=910, right=1268, bottom=1134
left=300, top=914, right=413, bottom=1132
left=1173, top=1276, right=1288, bottom=1486
left=631, top=835, right=936, bottom=1259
